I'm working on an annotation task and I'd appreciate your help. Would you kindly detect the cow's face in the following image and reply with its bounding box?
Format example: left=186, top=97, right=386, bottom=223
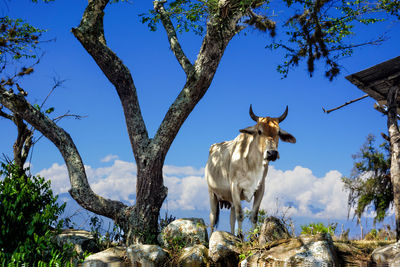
left=239, top=105, right=296, bottom=162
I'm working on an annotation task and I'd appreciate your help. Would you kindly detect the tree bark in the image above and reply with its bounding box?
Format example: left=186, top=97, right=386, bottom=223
left=386, top=85, right=400, bottom=241
left=0, top=108, right=32, bottom=168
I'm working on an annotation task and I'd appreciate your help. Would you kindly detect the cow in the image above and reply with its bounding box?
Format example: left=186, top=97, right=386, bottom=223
left=205, top=105, right=296, bottom=238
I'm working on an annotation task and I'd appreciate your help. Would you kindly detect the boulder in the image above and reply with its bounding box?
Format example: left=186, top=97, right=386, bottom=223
left=208, top=231, right=241, bottom=265
left=372, top=241, right=400, bottom=265
left=158, top=218, right=208, bottom=249
left=245, top=233, right=339, bottom=266
left=127, top=244, right=168, bottom=266
left=177, top=244, right=209, bottom=266
left=83, top=246, right=127, bottom=267
left=258, top=216, right=291, bottom=246
left=55, top=229, right=98, bottom=256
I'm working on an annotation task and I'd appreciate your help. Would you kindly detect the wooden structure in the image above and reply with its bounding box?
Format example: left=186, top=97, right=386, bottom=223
left=346, top=56, right=400, bottom=240
left=346, top=56, right=400, bottom=106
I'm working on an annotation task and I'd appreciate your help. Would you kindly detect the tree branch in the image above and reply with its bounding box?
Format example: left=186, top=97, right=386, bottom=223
left=322, top=94, right=369, bottom=114
left=72, top=0, right=149, bottom=162
left=151, top=11, right=244, bottom=157
left=0, top=105, right=13, bottom=120
left=154, top=1, right=194, bottom=76
left=0, top=86, right=128, bottom=221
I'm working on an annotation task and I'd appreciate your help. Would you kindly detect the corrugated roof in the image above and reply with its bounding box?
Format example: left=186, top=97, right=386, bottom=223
left=346, top=56, right=400, bottom=105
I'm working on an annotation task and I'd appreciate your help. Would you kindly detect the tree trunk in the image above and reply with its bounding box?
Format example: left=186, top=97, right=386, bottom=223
left=123, top=158, right=168, bottom=244
left=386, top=85, right=400, bottom=241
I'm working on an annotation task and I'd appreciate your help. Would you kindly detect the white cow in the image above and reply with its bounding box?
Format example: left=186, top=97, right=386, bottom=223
left=205, top=105, right=296, bottom=237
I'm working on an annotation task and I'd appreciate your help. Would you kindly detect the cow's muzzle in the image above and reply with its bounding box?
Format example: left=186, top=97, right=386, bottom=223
left=266, top=150, right=278, bottom=161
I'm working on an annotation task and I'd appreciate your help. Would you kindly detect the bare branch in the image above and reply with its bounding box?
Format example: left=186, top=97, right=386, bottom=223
left=0, top=86, right=128, bottom=220
left=322, top=94, right=369, bottom=114
left=53, top=112, right=87, bottom=123
left=152, top=11, right=245, bottom=157
left=40, top=77, right=66, bottom=110
left=154, top=1, right=194, bottom=76
left=72, top=0, right=149, bottom=160
left=0, top=105, right=13, bottom=120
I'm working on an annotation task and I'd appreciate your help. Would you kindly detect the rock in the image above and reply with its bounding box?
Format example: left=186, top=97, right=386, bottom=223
left=372, top=241, right=400, bottom=265
left=158, top=218, right=208, bottom=249
left=55, top=229, right=98, bottom=256
left=127, top=244, right=168, bottom=266
left=83, top=246, right=127, bottom=267
left=246, top=233, right=339, bottom=266
left=208, top=231, right=241, bottom=265
left=258, top=216, right=291, bottom=246
left=178, top=244, right=209, bottom=266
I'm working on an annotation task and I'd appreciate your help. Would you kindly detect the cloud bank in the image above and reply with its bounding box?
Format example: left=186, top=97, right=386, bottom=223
left=37, top=155, right=349, bottom=220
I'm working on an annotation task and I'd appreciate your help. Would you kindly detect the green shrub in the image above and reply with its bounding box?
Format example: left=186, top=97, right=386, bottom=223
left=0, top=162, right=72, bottom=264
left=300, top=222, right=337, bottom=236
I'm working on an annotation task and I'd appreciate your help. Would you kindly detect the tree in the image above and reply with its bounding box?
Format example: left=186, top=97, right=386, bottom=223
left=342, top=134, right=393, bottom=225
left=0, top=0, right=399, bottom=244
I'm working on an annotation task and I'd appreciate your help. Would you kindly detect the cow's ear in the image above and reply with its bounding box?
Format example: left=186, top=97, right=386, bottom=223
left=279, top=129, right=296, bottom=143
left=239, top=125, right=257, bottom=135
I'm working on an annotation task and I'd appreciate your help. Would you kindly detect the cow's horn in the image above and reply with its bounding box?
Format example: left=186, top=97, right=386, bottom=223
left=275, top=106, right=289, bottom=123
left=249, top=104, right=259, bottom=122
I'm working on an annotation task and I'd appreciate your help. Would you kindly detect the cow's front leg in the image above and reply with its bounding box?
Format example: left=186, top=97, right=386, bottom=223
left=251, top=175, right=266, bottom=229
left=231, top=182, right=244, bottom=239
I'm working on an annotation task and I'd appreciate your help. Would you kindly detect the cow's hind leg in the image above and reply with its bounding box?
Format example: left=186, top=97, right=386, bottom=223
left=209, top=191, right=219, bottom=235
left=231, top=182, right=244, bottom=239
left=230, top=206, right=236, bottom=235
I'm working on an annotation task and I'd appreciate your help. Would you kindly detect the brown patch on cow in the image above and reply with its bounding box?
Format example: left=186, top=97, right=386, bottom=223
left=258, top=117, right=280, bottom=138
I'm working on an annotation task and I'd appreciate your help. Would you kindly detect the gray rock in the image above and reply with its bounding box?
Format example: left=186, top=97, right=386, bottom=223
left=83, top=246, right=127, bottom=267
left=55, top=229, right=98, bottom=256
left=246, top=233, right=339, bottom=266
left=127, top=244, right=168, bottom=266
left=258, top=216, right=291, bottom=246
left=178, top=244, right=209, bottom=266
left=158, top=218, right=208, bottom=249
left=208, top=231, right=241, bottom=264
left=372, top=240, right=400, bottom=265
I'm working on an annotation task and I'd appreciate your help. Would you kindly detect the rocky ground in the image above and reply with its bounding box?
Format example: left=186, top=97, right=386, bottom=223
left=58, top=217, right=399, bottom=266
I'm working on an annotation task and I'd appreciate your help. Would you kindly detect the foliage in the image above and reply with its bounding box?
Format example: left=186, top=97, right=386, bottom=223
left=243, top=208, right=268, bottom=241
left=140, top=0, right=211, bottom=35
left=89, top=215, right=123, bottom=250
left=342, top=134, right=392, bottom=223
left=363, top=225, right=395, bottom=241
left=0, top=17, right=44, bottom=72
left=270, top=0, right=391, bottom=80
left=0, top=162, right=73, bottom=265
left=141, top=0, right=398, bottom=81
left=159, top=211, right=177, bottom=232
left=300, top=222, right=337, bottom=235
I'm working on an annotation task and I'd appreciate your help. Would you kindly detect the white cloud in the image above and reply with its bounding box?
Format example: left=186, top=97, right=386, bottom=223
left=37, top=163, right=70, bottom=195
left=164, top=175, right=209, bottom=211
left=37, top=159, right=350, bottom=220
left=163, top=165, right=205, bottom=176
left=101, top=154, right=119, bottom=163
left=261, top=166, right=349, bottom=220
left=37, top=159, right=137, bottom=205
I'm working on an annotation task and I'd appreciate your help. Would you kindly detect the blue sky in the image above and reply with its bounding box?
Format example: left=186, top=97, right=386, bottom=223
left=1, top=1, right=400, bottom=236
